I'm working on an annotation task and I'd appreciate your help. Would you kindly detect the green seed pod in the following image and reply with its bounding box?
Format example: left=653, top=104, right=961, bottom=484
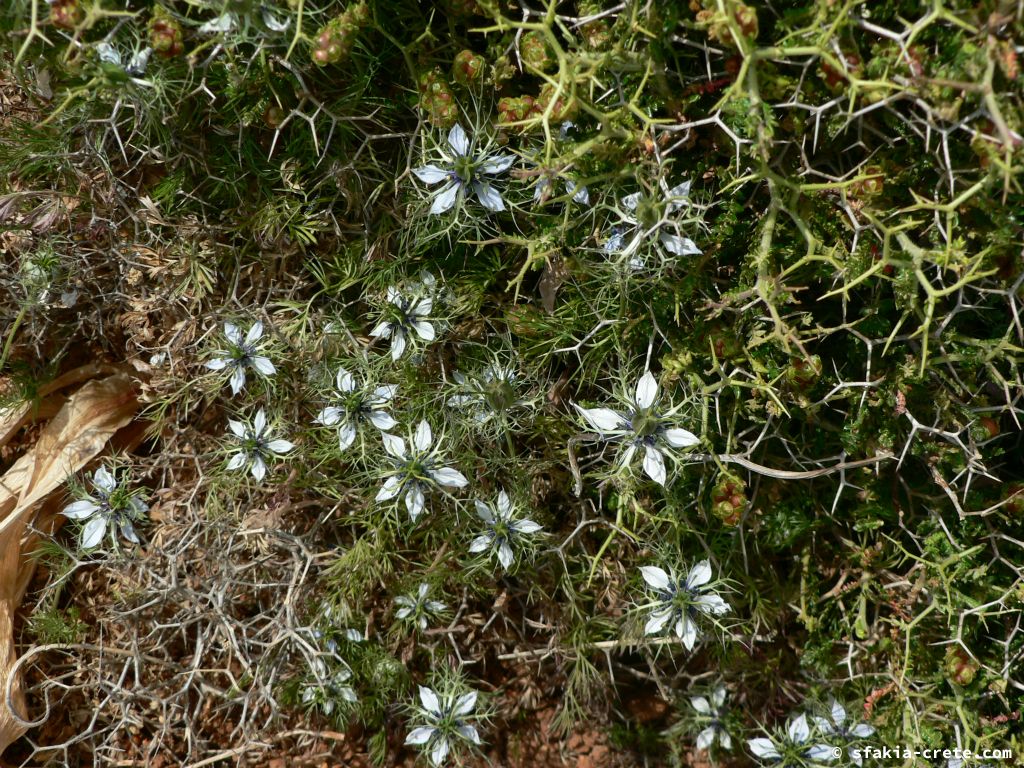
left=311, top=2, right=371, bottom=67
left=418, top=70, right=458, bottom=127
left=149, top=8, right=185, bottom=58
left=50, top=0, right=83, bottom=29
left=944, top=646, right=979, bottom=687
left=452, top=50, right=485, bottom=86
left=520, top=31, right=554, bottom=72
left=711, top=473, right=747, bottom=525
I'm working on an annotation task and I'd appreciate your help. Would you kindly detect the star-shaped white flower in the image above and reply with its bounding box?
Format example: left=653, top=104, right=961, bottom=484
left=369, top=277, right=437, bottom=362
left=405, top=685, right=483, bottom=767
left=226, top=408, right=295, bottom=482
left=205, top=321, right=277, bottom=395
left=469, top=490, right=542, bottom=571
left=692, top=686, right=732, bottom=752
left=812, top=699, right=874, bottom=766
left=413, top=124, right=516, bottom=214
left=639, top=561, right=730, bottom=650
left=603, top=179, right=701, bottom=269
left=395, top=582, right=447, bottom=631
left=748, top=714, right=838, bottom=765
left=574, top=371, right=699, bottom=486
left=62, top=466, right=149, bottom=549
left=313, top=366, right=397, bottom=450
left=375, top=421, right=468, bottom=521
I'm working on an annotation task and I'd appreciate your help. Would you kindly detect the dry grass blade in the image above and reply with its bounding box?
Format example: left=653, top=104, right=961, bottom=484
left=0, top=373, right=139, bottom=751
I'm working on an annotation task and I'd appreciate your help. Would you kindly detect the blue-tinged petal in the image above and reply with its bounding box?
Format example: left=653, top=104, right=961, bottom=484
left=448, top=124, right=470, bottom=156
left=473, top=181, right=505, bottom=211
left=430, top=182, right=460, bottom=214
left=413, top=165, right=450, bottom=185
left=480, top=154, right=515, bottom=175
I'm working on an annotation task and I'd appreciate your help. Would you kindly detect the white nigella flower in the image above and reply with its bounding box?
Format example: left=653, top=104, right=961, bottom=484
left=370, top=276, right=437, bottom=362
left=447, top=363, right=530, bottom=426
left=96, top=41, right=153, bottom=80
left=748, top=714, right=838, bottom=766
left=226, top=408, right=295, bottom=482
left=62, top=466, right=148, bottom=549
left=405, top=685, right=483, bottom=767
left=533, top=173, right=589, bottom=206
left=573, top=370, right=699, bottom=486
left=603, top=179, right=701, bottom=269
left=205, top=321, right=276, bottom=395
left=376, top=421, right=468, bottom=521
left=469, top=490, right=542, bottom=571
left=313, top=366, right=397, bottom=450
left=692, top=686, right=732, bottom=752
left=395, top=583, right=447, bottom=631
left=413, top=124, right=516, bottom=214
left=812, top=700, right=874, bottom=766
left=199, top=6, right=290, bottom=34
left=301, top=660, right=357, bottom=715
left=639, top=561, right=730, bottom=650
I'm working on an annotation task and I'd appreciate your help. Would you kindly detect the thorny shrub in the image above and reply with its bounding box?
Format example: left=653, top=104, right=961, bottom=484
left=0, top=0, right=1022, bottom=765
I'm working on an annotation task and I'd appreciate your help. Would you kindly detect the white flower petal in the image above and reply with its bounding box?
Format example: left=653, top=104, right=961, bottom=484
left=621, top=192, right=641, bottom=211
left=687, top=560, right=713, bottom=588
left=315, top=406, right=343, bottom=427
left=431, top=467, right=468, bottom=488
left=376, top=475, right=402, bottom=501
left=369, top=321, right=391, bottom=339
left=390, top=331, right=407, bottom=360
left=406, top=485, right=426, bottom=520
left=418, top=686, right=441, bottom=715
left=253, top=409, right=267, bottom=437
left=120, top=521, right=141, bottom=544
left=226, top=452, right=247, bottom=471
left=635, top=371, right=658, bottom=409
left=496, top=490, right=513, bottom=517
left=205, top=357, right=228, bottom=371
left=748, top=738, right=780, bottom=759
left=244, top=321, right=264, bottom=346
left=691, top=696, right=711, bottom=715
left=413, top=321, right=435, bottom=341
left=448, top=124, right=470, bottom=156
left=473, top=181, right=505, bottom=211
left=457, top=725, right=481, bottom=744
left=413, top=164, right=451, bottom=184
left=199, top=12, right=235, bottom=33
left=223, top=322, right=242, bottom=345
left=663, top=428, right=699, bottom=448
left=830, top=699, right=847, bottom=726
left=429, top=738, right=450, bottom=767
left=788, top=714, right=810, bottom=743
left=660, top=232, right=702, bottom=256
left=643, top=445, right=667, bottom=485
left=228, top=419, right=247, bottom=438
left=81, top=516, right=107, bottom=549
left=644, top=608, right=671, bottom=636
left=480, top=154, right=515, bottom=175
left=806, top=744, right=838, bottom=762
left=405, top=726, right=435, bottom=746
left=512, top=519, right=541, bottom=534
left=251, top=356, right=276, bottom=376
left=680, top=615, right=698, bottom=650
left=851, top=723, right=874, bottom=738
left=454, top=691, right=477, bottom=716
left=640, top=566, right=670, bottom=591
left=250, top=456, right=267, bottom=482
left=413, top=421, right=432, bottom=452
left=265, top=439, right=294, bottom=454
left=712, top=686, right=727, bottom=708
left=697, top=593, right=730, bottom=616
left=469, top=534, right=492, bottom=553
left=574, top=405, right=626, bottom=433
left=338, top=421, right=357, bottom=451
left=367, top=411, right=397, bottom=430
left=696, top=726, right=716, bottom=751
left=498, top=541, right=514, bottom=570
left=62, top=500, right=99, bottom=519
left=429, top=182, right=460, bottom=214
left=382, top=432, right=406, bottom=458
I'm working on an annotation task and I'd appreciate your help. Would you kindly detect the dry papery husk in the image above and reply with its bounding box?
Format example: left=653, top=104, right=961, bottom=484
left=0, top=368, right=140, bottom=752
